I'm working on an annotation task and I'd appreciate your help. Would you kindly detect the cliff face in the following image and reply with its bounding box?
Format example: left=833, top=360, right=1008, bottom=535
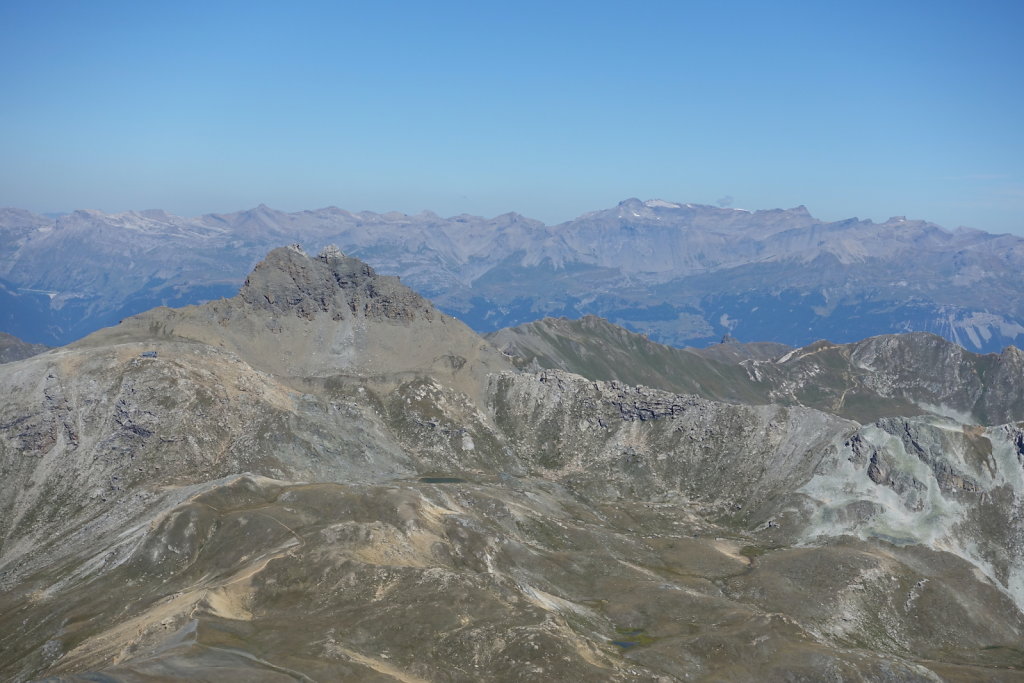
left=238, top=244, right=435, bottom=324
left=1, top=248, right=1023, bottom=681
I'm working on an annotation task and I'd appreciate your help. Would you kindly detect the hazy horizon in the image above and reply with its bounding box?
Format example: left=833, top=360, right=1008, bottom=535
left=9, top=197, right=998, bottom=235
left=2, top=1, right=1022, bottom=233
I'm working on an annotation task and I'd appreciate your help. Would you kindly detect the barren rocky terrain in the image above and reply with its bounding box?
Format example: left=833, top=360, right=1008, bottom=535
left=2, top=246, right=1023, bottom=681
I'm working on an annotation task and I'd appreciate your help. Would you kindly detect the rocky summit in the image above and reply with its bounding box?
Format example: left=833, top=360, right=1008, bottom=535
left=2, top=247, right=1023, bottom=681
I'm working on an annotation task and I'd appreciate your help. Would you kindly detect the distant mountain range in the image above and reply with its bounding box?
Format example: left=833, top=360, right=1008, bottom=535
left=2, top=199, right=1023, bottom=351
left=0, top=331, right=48, bottom=364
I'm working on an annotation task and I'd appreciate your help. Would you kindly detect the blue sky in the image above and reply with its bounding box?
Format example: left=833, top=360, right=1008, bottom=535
left=2, top=0, right=1022, bottom=233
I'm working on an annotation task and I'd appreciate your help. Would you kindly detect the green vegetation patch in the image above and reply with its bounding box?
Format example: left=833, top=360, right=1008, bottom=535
left=739, top=544, right=777, bottom=560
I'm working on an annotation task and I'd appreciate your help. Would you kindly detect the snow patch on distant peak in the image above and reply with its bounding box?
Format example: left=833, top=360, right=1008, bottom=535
left=644, top=199, right=681, bottom=209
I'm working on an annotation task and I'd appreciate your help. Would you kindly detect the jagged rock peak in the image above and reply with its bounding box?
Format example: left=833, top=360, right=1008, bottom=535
left=238, top=245, right=432, bottom=323
left=318, top=243, right=344, bottom=261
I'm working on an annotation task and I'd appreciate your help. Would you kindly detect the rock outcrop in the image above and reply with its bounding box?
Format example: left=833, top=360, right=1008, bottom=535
left=239, top=244, right=435, bottom=324
left=75, top=245, right=511, bottom=400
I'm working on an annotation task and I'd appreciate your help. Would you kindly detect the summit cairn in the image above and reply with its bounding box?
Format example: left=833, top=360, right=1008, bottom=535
left=318, top=244, right=344, bottom=261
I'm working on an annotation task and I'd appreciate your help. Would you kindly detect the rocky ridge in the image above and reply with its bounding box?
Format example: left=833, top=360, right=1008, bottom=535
left=0, top=331, right=49, bottom=364
left=492, top=315, right=1024, bottom=425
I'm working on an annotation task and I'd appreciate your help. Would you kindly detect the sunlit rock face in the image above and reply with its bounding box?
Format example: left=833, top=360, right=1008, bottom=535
left=1, top=248, right=1023, bottom=681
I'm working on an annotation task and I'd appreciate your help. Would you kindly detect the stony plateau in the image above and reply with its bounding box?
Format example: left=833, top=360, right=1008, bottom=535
left=1, top=246, right=1023, bottom=681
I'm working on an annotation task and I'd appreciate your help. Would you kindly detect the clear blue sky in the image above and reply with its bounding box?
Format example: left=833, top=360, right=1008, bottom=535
left=2, top=0, right=1022, bottom=233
